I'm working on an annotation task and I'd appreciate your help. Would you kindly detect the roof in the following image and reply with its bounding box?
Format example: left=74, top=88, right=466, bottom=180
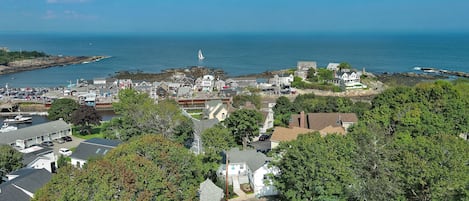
left=205, top=100, right=222, bottom=108
left=249, top=140, right=271, bottom=152
left=0, top=120, right=71, bottom=145
left=199, top=179, right=224, bottom=201
left=270, top=126, right=314, bottom=142
left=290, top=113, right=358, bottom=130
left=0, top=168, right=51, bottom=201
left=70, top=138, right=121, bottom=161
left=319, top=126, right=346, bottom=136
left=21, top=146, right=54, bottom=165
left=224, top=148, right=269, bottom=172
left=192, top=119, right=219, bottom=136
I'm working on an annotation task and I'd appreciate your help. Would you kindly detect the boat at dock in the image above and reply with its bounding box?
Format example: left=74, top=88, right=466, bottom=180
left=4, top=115, right=33, bottom=124
left=0, top=123, right=17, bottom=133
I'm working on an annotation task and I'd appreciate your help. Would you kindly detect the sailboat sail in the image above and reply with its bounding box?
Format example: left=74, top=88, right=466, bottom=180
left=198, top=49, right=205, bottom=60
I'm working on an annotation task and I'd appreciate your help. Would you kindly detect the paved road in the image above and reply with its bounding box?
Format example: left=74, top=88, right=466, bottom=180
left=51, top=135, right=85, bottom=156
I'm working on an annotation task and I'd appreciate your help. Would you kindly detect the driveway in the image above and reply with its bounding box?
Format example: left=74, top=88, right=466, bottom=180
left=52, top=135, right=85, bottom=156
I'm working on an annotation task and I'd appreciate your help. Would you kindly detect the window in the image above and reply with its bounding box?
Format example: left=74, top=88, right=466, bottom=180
left=96, top=148, right=101, bottom=154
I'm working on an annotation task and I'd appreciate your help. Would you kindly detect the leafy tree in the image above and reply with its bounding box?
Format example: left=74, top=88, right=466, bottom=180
left=273, top=96, right=294, bottom=127
left=56, top=154, right=69, bottom=169
left=232, top=94, right=261, bottom=109
left=71, top=105, right=102, bottom=134
left=34, top=135, right=205, bottom=201
left=338, top=62, right=352, bottom=70
left=173, top=116, right=194, bottom=145
left=47, top=98, right=79, bottom=123
left=272, top=133, right=356, bottom=200
left=0, top=145, right=23, bottom=183
left=223, top=109, right=262, bottom=149
left=201, top=124, right=236, bottom=163
left=392, top=133, right=469, bottom=200
left=106, top=89, right=187, bottom=141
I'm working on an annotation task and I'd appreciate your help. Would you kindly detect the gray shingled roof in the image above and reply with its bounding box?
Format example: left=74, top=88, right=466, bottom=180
left=70, top=138, right=122, bottom=160
left=199, top=179, right=224, bottom=201
left=0, top=168, right=51, bottom=201
left=22, top=147, right=54, bottom=165
left=224, top=148, right=269, bottom=172
left=0, top=120, right=70, bottom=145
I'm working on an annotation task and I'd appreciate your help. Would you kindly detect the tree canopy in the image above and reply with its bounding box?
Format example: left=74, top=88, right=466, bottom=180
left=47, top=98, right=79, bottom=123
left=223, top=109, right=263, bottom=149
left=71, top=105, right=102, bottom=134
left=0, top=145, right=23, bottom=183
left=33, top=135, right=205, bottom=201
left=104, top=89, right=190, bottom=141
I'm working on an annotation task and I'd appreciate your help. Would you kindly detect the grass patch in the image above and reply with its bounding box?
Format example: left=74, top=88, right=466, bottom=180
left=190, top=113, right=203, bottom=120
left=73, top=133, right=104, bottom=140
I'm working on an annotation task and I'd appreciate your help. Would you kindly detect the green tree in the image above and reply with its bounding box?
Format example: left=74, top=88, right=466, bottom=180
left=71, top=105, right=102, bottom=134
left=47, top=98, right=79, bottom=123
left=0, top=145, right=23, bottom=183
left=392, top=133, right=469, bottom=200
left=106, top=89, right=187, bottom=141
left=232, top=94, right=261, bottom=109
left=173, top=116, right=194, bottom=145
left=338, top=62, right=352, bottom=70
left=273, top=96, right=294, bottom=126
left=224, top=109, right=262, bottom=149
left=201, top=124, right=236, bottom=163
left=272, top=133, right=356, bottom=200
left=34, top=135, right=205, bottom=201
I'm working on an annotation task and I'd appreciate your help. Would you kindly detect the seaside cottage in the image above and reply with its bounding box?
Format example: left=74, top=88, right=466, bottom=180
left=70, top=138, right=121, bottom=168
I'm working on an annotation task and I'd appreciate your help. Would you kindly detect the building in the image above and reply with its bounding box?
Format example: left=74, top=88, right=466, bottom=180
left=0, top=120, right=72, bottom=149
left=295, top=61, right=317, bottom=80
left=0, top=168, right=51, bottom=201
left=326, top=63, right=340, bottom=71
left=270, top=126, right=314, bottom=149
left=20, top=146, right=57, bottom=173
left=335, top=71, right=367, bottom=89
left=203, top=100, right=228, bottom=121
left=217, top=148, right=278, bottom=198
left=70, top=138, right=122, bottom=168
left=289, top=112, right=358, bottom=132
left=269, top=74, right=294, bottom=87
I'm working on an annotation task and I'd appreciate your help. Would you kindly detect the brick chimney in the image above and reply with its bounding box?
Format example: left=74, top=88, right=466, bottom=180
left=300, top=111, right=306, bottom=128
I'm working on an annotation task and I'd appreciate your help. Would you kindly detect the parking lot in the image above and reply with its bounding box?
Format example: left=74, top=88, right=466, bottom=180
left=51, top=135, right=85, bottom=156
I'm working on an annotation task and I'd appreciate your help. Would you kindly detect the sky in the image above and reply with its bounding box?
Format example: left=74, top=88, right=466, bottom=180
left=1, top=0, right=469, bottom=34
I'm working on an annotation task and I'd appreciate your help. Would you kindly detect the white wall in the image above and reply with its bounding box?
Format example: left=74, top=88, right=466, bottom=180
left=253, top=164, right=278, bottom=197
left=71, top=158, right=87, bottom=168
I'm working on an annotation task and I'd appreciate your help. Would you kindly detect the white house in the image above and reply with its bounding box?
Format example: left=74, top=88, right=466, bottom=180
left=203, top=100, right=228, bottom=121
left=259, top=102, right=275, bottom=134
left=335, top=71, right=367, bottom=89
left=269, top=74, right=294, bottom=87
left=19, top=146, right=57, bottom=173
left=200, top=75, right=215, bottom=92
left=326, top=63, right=340, bottom=71
left=217, top=148, right=278, bottom=197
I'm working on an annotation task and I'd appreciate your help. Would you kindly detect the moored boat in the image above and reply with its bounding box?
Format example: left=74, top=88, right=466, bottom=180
left=0, top=123, right=18, bottom=133
left=4, top=115, right=33, bottom=124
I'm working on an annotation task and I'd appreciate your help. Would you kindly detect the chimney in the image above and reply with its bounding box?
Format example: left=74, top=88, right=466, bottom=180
left=300, top=111, right=306, bottom=128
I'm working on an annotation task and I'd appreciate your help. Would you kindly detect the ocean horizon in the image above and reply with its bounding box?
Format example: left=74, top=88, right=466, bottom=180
left=1, top=33, right=468, bottom=87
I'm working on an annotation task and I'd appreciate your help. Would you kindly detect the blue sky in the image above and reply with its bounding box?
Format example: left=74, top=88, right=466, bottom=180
left=1, top=0, right=468, bottom=34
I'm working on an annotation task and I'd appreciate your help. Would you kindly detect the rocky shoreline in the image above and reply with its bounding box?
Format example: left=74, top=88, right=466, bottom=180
left=0, top=55, right=108, bottom=75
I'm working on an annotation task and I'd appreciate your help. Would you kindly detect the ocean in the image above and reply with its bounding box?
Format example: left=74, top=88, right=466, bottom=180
left=0, top=33, right=468, bottom=87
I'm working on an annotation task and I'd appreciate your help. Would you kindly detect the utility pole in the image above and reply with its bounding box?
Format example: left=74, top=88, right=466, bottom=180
left=225, top=153, right=229, bottom=201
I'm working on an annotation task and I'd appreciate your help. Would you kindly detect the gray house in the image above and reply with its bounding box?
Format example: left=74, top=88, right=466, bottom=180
left=0, top=120, right=72, bottom=149
left=0, top=168, right=52, bottom=201
left=70, top=138, right=122, bottom=168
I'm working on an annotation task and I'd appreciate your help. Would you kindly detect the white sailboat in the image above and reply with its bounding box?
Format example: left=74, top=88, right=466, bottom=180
left=198, top=49, right=205, bottom=60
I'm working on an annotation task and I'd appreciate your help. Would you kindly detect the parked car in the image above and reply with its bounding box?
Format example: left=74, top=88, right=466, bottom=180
left=59, top=148, right=72, bottom=156
left=41, top=141, right=54, bottom=147
left=61, top=136, right=73, bottom=142
left=54, top=138, right=65, bottom=144
left=258, top=134, right=270, bottom=141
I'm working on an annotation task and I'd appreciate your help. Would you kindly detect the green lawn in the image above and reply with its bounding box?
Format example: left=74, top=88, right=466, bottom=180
left=73, top=133, right=104, bottom=140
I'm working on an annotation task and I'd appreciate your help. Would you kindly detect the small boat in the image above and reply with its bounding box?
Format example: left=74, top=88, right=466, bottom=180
left=0, top=123, right=17, bottom=133
left=4, top=115, right=33, bottom=124
left=198, top=49, right=205, bottom=60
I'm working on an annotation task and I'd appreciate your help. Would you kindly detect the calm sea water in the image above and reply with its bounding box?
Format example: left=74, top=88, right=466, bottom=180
left=0, top=33, right=468, bottom=87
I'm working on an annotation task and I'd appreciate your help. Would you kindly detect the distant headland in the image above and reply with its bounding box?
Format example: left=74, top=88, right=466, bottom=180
left=0, top=47, right=108, bottom=75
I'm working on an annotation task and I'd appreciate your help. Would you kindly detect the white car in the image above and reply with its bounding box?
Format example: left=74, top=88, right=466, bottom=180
left=59, top=148, right=72, bottom=156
